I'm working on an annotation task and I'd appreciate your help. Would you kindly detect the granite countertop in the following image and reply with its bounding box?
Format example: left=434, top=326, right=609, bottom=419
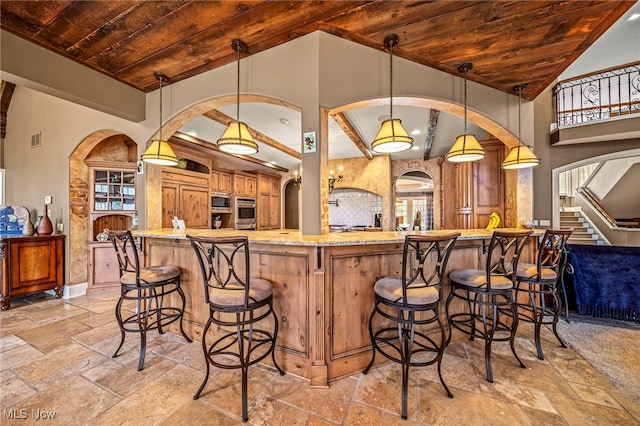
left=133, top=228, right=543, bottom=247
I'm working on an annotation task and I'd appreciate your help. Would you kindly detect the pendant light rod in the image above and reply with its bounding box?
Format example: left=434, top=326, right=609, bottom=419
left=515, top=83, right=526, bottom=143
left=217, top=39, right=258, bottom=155
left=501, top=83, right=540, bottom=169
left=154, top=72, right=167, bottom=141
left=384, top=34, right=399, bottom=121
left=141, top=71, right=179, bottom=166
left=371, top=34, right=412, bottom=153
left=231, top=39, right=248, bottom=124
left=445, top=62, right=484, bottom=162
left=458, top=63, right=472, bottom=136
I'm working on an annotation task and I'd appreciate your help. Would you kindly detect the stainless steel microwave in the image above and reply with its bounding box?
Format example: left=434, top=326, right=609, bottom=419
left=211, top=192, right=231, bottom=212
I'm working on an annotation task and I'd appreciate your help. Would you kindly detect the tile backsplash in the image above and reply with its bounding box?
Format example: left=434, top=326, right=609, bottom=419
left=329, top=188, right=382, bottom=227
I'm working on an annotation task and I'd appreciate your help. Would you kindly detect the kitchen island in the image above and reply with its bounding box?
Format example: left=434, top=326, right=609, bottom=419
left=133, top=228, right=540, bottom=387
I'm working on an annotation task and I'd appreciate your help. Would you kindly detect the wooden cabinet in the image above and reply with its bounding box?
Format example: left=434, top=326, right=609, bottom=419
left=442, top=139, right=513, bottom=229
left=257, top=172, right=281, bottom=230
left=0, top=235, right=64, bottom=310
left=162, top=168, right=210, bottom=228
left=233, top=173, right=257, bottom=198
left=211, top=169, right=232, bottom=193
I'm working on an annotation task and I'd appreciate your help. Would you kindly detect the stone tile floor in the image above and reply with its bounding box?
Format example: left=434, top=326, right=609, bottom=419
left=1, top=292, right=639, bottom=425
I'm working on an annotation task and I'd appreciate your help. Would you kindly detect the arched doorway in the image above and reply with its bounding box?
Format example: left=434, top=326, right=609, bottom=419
left=395, top=171, right=434, bottom=230
left=284, top=179, right=300, bottom=229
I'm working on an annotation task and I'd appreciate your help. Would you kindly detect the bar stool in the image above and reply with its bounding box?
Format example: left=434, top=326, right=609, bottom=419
left=105, top=229, right=191, bottom=371
left=445, top=229, right=532, bottom=383
left=363, top=233, right=460, bottom=420
left=187, top=235, right=284, bottom=423
left=514, top=228, right=573, bottom=360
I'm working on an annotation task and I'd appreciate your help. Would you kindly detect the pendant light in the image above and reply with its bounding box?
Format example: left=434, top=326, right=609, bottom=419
left=502, top=84, right=540, bottom=169
left=141, top=72, right=179, bottom=166
left=217, top=39, right=258, bottom=155
left=371, top=34, right=413, bottom=153
left=445, top=63, right=485, bottom=162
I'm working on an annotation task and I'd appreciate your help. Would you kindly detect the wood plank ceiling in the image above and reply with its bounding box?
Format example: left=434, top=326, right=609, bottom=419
left=1, top=0, right=633, bottom=100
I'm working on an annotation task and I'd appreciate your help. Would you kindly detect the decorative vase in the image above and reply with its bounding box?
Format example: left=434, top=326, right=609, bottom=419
left=22, top=218, right=35, bottom=236
left=36, top=204, right=54, bottom=235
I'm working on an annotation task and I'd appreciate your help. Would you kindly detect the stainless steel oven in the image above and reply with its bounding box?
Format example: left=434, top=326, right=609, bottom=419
left=235, top=197, right=256, bottom=230
left=211, top=191, right=231, bottom=213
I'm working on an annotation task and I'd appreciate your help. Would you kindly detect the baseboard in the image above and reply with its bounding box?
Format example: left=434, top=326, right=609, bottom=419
left=62, top=282, right=88, bottom=299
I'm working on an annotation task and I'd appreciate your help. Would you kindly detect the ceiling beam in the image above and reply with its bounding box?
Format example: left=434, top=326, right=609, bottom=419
left=423, top=109, right=440, bottom=161
left=171, top=132, right=289, bottom=173
left=330, top=112, right=374, bottom=160
left=203, top=109, right=301, bottom=160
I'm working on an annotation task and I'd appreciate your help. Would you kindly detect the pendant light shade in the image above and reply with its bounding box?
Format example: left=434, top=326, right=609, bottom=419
left=141, top=72, right=179, bottom=166
left=502, top=84, right=540, bottom=169
left=371, top=34, right=413, bottom=153
left=372, top=118, right=413, bottom=153
left=445, top=63, right=485, bottom=163
left=217, top=39, right=258, bottom=155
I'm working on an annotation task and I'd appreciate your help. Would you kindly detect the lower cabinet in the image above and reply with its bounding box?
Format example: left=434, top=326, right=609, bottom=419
left=87, top=241, right=121, bottom=293
left=0, top=234, right=65, bottom=310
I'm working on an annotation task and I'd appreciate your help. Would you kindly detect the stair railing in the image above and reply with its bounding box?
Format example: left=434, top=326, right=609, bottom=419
left=576, top=187, right=618, bottom=228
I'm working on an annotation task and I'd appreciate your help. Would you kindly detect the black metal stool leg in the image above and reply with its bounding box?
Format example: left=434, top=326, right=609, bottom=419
left=363, top=303, right=378, bottom=374
left=176, top=281, right=192, bottom=343
left=193, top=318, right=213, bottom=400
left=270, top=307, right=284, bottom=376
left=112, top=296, right=126, bottom=359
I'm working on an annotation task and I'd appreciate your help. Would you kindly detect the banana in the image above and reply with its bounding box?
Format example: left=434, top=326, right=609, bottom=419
left=492, top=212, right=501, bottom=228
left=486, top=213, right=496, bottom=229
left=485, top=212, right=501, bottom=229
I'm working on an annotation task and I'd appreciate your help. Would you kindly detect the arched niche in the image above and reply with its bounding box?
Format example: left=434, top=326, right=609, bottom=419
left=68, top=131, right=137, bottom=285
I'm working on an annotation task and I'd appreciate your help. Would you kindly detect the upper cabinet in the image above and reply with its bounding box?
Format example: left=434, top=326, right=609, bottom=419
left=211, top=169, right=232, bottom=193
left=92, top=168, right=136, bottom=213
left=234, top=173, right=257, bottom=198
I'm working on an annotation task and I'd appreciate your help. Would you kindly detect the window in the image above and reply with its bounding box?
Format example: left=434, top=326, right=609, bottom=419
left=559, top=163, right=599, bottom=196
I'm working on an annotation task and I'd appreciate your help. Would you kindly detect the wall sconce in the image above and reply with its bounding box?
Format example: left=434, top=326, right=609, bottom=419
left=328, top=165, right=344, bottom=194
left=293, top=169, right=302, bottom=186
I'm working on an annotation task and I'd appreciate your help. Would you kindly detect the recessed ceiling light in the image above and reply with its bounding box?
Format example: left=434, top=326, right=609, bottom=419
left=187, top=131, right=198, bottom=137
left=411, top=129, right=422, bottom=135
left=279, top=118, right=290, bottom=125
left=412, top=146, right=420, bottom=150
left=628, top=13, right=640, bottom=21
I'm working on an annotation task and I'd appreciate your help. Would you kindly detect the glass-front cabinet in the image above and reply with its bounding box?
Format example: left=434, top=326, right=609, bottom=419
left=93, top=169, right=136, bottom=211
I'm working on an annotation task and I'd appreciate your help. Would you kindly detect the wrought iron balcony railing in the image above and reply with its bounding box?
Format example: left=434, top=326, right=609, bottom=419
left=553, top=62, right=640, bottom=128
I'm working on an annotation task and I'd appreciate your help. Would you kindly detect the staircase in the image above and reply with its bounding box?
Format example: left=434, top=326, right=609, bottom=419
left=560, top=210, right=606, bottom=245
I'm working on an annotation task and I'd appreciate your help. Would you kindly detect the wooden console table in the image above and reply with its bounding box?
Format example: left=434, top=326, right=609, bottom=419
left=0, top=234, right=65, bottom=310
